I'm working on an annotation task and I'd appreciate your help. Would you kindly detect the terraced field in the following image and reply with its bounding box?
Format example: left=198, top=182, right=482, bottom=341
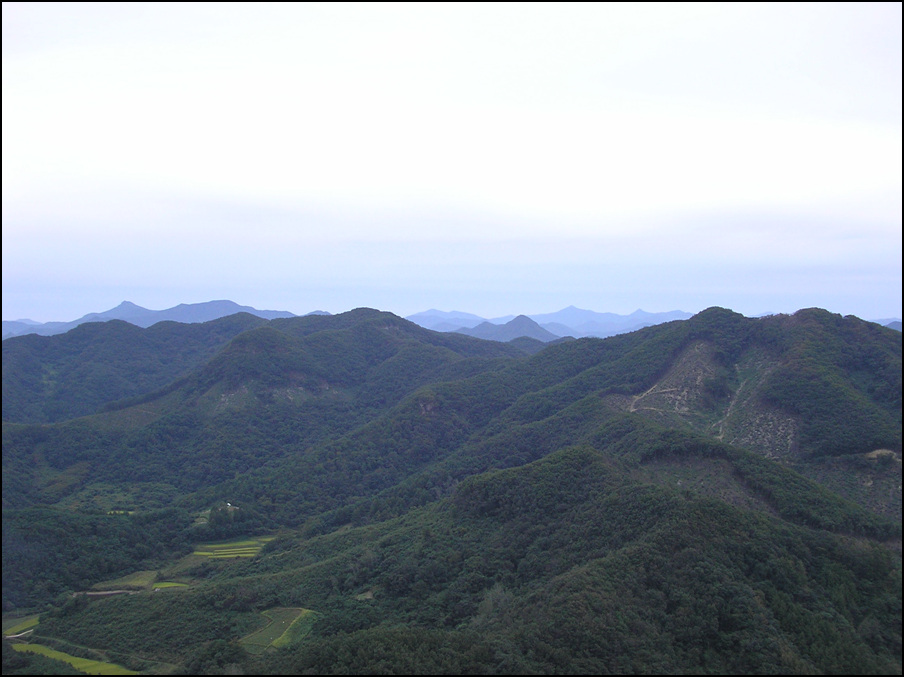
left=191, top=535, right=275, bottom=558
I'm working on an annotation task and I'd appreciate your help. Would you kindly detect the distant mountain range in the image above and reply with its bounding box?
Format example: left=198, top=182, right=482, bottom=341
left=2, top=300, right=300, bottom=339
left=451, top=315, right=563, bottom=343
left=407, top=306, right=902, bottom=340
left=4, top=301, right=900, bottom=341
left=407, top=307, right=700, bottom=341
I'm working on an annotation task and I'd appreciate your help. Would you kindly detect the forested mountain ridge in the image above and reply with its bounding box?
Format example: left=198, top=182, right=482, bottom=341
left=2, top=313, right=271, bottom=423
left=2, top=306, right=901, bottom=674
left=1, top=309, right=525, bottom=426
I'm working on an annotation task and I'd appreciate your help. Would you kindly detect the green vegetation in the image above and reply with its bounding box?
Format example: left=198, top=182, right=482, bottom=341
left=2, top=507, right=193, bottom=609
left=90, top=571, right=157, bottom=592
left=3, top=615, right=39, bottom=635
left=3, top=638, right=85, bottom=675
left=191, top=535, right=275, bottom=559
left=240, top=607, right=317, bottom=654
left=10, top=644, right=137, bottom=675
left=1, top=314, right=271, bottom=424
left=271, top=609, right=317, bottom=648
left=2, top=307, right=900, bottom=674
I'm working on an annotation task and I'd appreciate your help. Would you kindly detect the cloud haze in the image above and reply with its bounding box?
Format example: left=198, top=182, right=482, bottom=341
left=3, top=3, right=901, bottom=322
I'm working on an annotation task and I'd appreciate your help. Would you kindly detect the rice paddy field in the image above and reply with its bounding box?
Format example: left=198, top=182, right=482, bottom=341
left=240, top=607, right=318, bottom=654
left=191, top=535, right=275, bottom=559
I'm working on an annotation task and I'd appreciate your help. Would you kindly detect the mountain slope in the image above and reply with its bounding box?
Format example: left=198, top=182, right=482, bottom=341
left=25, top=444, right=901, bottom=674
left=2, top=306, right=900, bottom=675
left=1, top=310, right=524, bottom=512
left=1, top=313, right=272, bottom=423
left=5, top=307, right=897, bottom=523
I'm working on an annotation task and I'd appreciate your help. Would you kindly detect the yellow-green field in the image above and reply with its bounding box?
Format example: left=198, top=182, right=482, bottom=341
left=239, top=607, right=318, bottom=654
left=11, top=643, right=138, bottom=675
left=88, top=569, right=192, bottom=593
left=191, top=535, right=275, bottom=559
left=3, top=615, right=39, bottom=635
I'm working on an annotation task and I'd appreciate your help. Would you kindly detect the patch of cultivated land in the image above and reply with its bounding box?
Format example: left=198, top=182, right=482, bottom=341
left=84, top=535, right=279, bottom=595
left=240, top=607, right=318, bottom=654
left=10, top=643, right=138, bottom=675
left=91, top=570, right=158, bottom=591
left=3, top=614, right=40, bottom=636
left=191, top=535, right=275, bottom=558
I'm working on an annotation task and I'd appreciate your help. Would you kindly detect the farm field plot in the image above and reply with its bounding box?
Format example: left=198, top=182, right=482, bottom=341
left=240, top=607, right=318, bottom=654
left=191, top=535, right=275, bottom=559
left=11, top=643, right=138, bottom=675
left=91, top=570, right=158, bottom=591
left=3, top=614, right=39, bottom=636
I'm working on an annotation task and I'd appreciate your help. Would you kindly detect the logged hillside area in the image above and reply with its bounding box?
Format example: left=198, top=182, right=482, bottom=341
left=2, top=307, right=901, bottom=675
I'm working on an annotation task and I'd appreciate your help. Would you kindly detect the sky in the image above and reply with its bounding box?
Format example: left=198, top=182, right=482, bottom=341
left=3, top=2, right=902, bottom=323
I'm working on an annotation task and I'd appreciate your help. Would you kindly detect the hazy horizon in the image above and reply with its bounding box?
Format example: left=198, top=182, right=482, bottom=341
left=3, top=3, right=901, bottom=324
left=3, top=297, right=901, bottom=328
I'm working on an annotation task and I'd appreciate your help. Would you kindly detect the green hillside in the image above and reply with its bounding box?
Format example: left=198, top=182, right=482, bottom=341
left=2, top=307, right=900, bottom=674
left=1, top=313, right=270, bottom=424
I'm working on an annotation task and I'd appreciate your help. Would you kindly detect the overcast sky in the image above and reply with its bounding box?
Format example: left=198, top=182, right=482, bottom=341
left=3, top=2, right=901, bottom=323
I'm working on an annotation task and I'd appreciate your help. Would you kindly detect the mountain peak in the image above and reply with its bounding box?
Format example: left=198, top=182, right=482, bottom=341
left=3, top=300, right=297, bottom=338
left=455, top=314, right=560, bottom=343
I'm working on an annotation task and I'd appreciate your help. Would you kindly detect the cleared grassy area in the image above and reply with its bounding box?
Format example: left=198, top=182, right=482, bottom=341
left=3, top=615, right=39, bottom=635
left=272, top=608, right=318, bottom=648
left=240, top=607, right=317, bottom=654
left=91, top=570, right=158, bottom=591
left=11, top=643, right=138, bottom=675
left=151, top=581, right=189, bottom=589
